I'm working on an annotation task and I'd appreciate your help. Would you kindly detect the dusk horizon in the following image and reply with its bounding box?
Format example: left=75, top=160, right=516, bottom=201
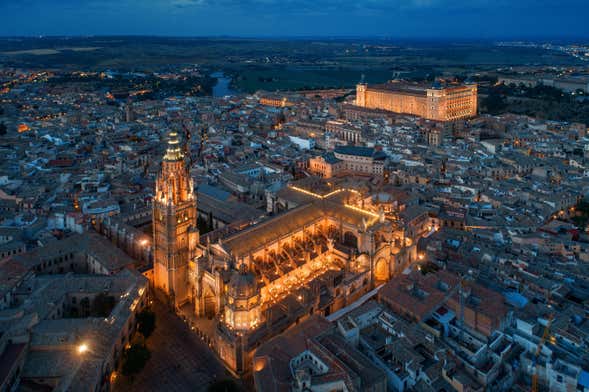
left=1, top=0, right=588, bottom=38
left=2, top=34, right=589, bottom=41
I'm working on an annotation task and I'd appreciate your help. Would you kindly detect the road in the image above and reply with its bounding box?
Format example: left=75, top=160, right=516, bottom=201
left=113, top=298, right=236, bottom=392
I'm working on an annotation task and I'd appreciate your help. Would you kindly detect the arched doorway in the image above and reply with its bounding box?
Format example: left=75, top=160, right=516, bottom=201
left=374, top=257, right=389, bottom=282
left=203, top=285, right=217, bottom=319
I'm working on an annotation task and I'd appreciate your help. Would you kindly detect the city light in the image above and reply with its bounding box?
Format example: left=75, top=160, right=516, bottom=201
left=344, top=203, right=380, bottom=218
left=288, top=185, right=361, bottom=200
left=77, top=343, right=88, bottom=354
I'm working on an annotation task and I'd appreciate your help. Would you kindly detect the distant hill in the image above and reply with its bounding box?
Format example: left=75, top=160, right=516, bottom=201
left=0, top=36, right=583, bottom=72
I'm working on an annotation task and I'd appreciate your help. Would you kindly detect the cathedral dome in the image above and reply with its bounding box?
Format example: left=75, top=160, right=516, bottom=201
left=227, top=264, right=259, bottom=300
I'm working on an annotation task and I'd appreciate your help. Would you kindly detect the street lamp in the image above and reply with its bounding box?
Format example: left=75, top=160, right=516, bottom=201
left=77, top=343, right=88, bottom=354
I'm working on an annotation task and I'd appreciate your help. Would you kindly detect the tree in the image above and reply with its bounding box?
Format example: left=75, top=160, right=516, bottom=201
left=137, top=309, right=156, bottom=338
left=197, top=215, right=208, bottom=234
left=419, top=262, right=440, bottom=275
left=207, top=379, right=240, bottom=392
left=482, top=92, right=507, bottom=115
left=122, top=343, right=151, bottom=376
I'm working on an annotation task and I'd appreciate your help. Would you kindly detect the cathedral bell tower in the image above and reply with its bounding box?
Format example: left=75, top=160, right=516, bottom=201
left=153, top=131, right=199, bottom=307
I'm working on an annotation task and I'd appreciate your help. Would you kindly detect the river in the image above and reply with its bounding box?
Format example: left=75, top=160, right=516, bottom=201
left=211, top=71, right=237, bottom=97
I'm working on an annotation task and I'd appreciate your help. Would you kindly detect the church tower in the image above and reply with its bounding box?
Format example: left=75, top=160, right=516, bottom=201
left=153, top=131, right=199, bottom=307
left=356, top=82, right=367, bottom=107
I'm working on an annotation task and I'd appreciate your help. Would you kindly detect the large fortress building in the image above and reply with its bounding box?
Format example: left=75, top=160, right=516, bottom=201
left=355, top=80, right=478, bottom=121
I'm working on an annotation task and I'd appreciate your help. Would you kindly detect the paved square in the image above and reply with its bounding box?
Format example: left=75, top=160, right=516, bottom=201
left=114, top=299, right=238, bottom=392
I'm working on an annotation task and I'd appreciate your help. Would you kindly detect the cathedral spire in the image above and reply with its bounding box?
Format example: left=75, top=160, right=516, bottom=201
left=163, top=131, right=184, bottom=161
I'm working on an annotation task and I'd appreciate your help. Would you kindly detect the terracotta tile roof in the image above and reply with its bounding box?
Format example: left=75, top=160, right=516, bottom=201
left=378, top=270, right=460, bottom=321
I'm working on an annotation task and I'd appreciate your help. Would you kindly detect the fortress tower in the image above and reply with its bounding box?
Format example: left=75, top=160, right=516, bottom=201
left=355, top=82, right=367, bottom=107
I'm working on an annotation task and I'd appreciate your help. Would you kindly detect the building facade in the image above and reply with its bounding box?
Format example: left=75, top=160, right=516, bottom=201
left=308, top=153, right=343, bottom=178
left=325, top=120, right=362, bottom=144
left=259, top=95, right=293, bottom=107
left=309, top=146, right=386, bottom=178
left=356, top=81, right=478, bottom=121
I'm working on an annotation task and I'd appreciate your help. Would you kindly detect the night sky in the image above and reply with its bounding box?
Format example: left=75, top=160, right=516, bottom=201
left=0, top=0, right=587, bottom=39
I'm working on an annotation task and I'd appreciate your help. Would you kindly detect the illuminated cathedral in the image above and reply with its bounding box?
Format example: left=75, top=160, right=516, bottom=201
left=153, top=133, right=419, bottom=374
